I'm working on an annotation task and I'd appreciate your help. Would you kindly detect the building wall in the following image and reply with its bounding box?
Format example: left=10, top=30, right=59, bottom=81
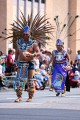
left=46, top=0, right=80, bottom=60
left=0, top=0, right=7, bottom=53
left=68, top=0, right=77, bottom=60
left=76, top=0, right=80, bottom=53
left=0, top=0, right=80, bottom=61
left=6, top=0, right=13, bottom=52
left=45, top=0, right=69, bottom=51
left=0, top=0, right=13, bottom=54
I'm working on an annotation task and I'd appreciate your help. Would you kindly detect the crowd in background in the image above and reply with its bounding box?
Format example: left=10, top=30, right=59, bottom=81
left=0, top=48, right=52, bottom=90
left=0, top=48, right=80, bottom=90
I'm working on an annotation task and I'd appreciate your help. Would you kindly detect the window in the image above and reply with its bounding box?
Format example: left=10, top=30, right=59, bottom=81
left=41, top=0, right=45, bottom=4
left=35, top=0, right=39, bottom=2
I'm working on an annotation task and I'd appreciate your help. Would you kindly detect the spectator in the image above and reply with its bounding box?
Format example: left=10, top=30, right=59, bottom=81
left=12, top=49, right=15, bottom=62
left=76, top=50, right=80, bottom=62
left=0, top=58, right=3, bottom=75
left=1, top=56, right=6, bottom=74
left=72, top=60, right=79, bottom=73
left=0, top=51, right=6, bottom=74
left=34, top=56, right=40, bottom=71
left=39, top=50, right=46, bottom=67
left=40, top=64, right=51, bottom=87
left=69, top=70, right=80, bottom=88
left=70, top=60, right=74, bottom=68
left=6, top=49, right=14, bottom=74
left=34, top=69, right=44, bottom=90
left=0, top=58, right=5, bottom=90
left=76, top=50, right=80, bottom=71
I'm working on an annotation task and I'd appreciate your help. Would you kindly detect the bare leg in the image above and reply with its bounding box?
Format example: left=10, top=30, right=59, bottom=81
left=61, top=86, right=66, bottom=97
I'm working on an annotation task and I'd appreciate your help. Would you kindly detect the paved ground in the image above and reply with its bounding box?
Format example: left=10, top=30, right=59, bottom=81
left=0, top=87, right=80, bottom=120
left=0, top=87, right=80, bottom=109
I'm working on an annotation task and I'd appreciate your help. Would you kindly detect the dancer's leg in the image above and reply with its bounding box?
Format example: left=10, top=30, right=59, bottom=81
left=27, top=69, right=35, bottom=102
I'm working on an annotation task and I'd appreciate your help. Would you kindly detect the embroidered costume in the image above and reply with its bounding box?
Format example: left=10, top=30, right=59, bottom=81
left=14, top=37, right=36, bottom=101
left=52, top=49, right=67, bottom=93
left=51, top=39, right=68, bottom=94
left=4, top=12, right=54, bottom=102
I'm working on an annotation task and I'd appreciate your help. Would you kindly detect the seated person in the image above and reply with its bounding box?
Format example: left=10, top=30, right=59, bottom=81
left=34, top=69, right=44, bottom=90
left=40, top=64, right=51, bottom=86
left=72, top=60, right=79, bottom=73
left=74, top=71, right=80, bottom=87
left=69, top=69, right=80, bottom=87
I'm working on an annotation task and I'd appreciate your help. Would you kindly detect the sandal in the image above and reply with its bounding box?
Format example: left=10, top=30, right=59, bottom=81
left=14, top=98, right=22, bottom=102
left=26, top=98, right=32, bottom=102
left=49, top=88, right=54, bottom=91
left=56, top=93, right=60, bottom=96
left=61, top=93, right=65, bottom=97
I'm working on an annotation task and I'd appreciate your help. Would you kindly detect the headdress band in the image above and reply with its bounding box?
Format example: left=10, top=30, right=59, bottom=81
left=23, top=26, right=29, bottom=34
left=56, top=39, right=64, bottom=46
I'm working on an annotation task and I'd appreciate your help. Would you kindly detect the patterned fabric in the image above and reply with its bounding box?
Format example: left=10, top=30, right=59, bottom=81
left=52, top=50, right=67, bottom=93
left=28, top=91, right=34, bottom=99
left=15, top=39, right=36, bottom=99
left=14, top=62, right=28, bottom=89
left=53, top=50, right=67, bottom=62
left=28, top=79, right=35, bottom=99
left=16, top=39, right=36, bottom=51
left=15, top=87, right=23, bottom=98
left=18, top=62, right=29, bottom=78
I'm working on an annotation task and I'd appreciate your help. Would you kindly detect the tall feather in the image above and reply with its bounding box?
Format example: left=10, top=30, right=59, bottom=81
left=1, top=11, right=54, bottom=46
left=53, top=13, right=80, bottom=41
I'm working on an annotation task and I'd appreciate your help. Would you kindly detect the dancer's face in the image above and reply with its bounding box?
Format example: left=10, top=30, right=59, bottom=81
left=56, top=45, right=63, bottom=51
left=24, top=30, right=30, bottom=41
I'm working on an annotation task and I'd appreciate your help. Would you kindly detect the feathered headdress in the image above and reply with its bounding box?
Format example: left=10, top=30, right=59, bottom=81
left=53, top=13, right=80, bottom=42
left=0, top=11, right=54, bottom=46
left=56, top=39, right=64, bottom=46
